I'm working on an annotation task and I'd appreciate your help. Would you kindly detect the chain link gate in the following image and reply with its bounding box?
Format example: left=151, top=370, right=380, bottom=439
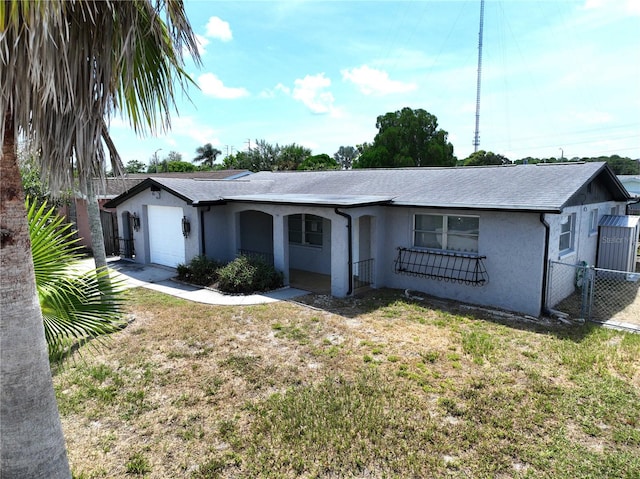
left=547, top=261, right=640, bottom=323
left=547, top=261, right=591, bottom=320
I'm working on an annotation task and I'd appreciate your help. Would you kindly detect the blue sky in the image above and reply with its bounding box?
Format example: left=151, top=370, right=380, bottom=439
left=108, top=0, right=640, bottom=166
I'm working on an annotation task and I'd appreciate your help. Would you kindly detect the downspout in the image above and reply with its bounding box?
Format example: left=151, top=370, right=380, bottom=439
left=200, top=209, right=206, bottom=256
left=626, top=197, right=640, bottom=215
left=539, top=213, right=551, bottom=315
left=334, top=208, right=353, bottom=295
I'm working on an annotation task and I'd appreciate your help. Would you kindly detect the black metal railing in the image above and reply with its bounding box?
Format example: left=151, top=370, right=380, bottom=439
left=118, top=237, right=135, bottom=259
left=394, top=247, right=488, bottom=286
left=353, top=258, right=374, bottom=289
left=236, top=249, right=274, bottom=265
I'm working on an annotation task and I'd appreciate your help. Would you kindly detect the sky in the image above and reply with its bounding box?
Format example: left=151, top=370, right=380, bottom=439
left=108, top=0, right=640, bottom=167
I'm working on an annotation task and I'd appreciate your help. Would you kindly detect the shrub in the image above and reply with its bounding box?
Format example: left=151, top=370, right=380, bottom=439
left=216, top=255, right=283, bottom=294
left=176, top=255, right=221, bottom=286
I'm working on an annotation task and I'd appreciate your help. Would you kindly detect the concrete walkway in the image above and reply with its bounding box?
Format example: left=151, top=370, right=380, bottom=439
left=74, top=257, right=310, bottom=306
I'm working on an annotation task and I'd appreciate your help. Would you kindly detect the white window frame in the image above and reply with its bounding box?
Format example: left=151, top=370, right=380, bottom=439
left=559, top=213, right=576, bottom=255
left=289, top=214, right=323, bottom=247
left=413, top=214, right=479, bottom=254
left=588, top=208, right=598, bottom=235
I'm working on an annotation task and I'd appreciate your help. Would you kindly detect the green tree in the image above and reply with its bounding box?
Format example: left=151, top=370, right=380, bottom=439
left=124, top=159, right=146, bottom=174
left=277, top=143, right=311, bottom=170
left=166, top=160, right=196, bottom=172
left=193, top=143, right=222, bottom=168
left=0, top=1, right=199, bottom=477
left=583, top=155, right=639, bottom=175
left=463, top=150, right=510, bottom=166
left=28, top=199, right=126, bottom=363
left=166, top=150, right=183, bottom=162
left=298, top=153, right=340, bottom=171
left=354, top=107, right=456, bottom=168
left=223, top=140, right=312, bottom=172
left=334, top=145, right=358, bottom=169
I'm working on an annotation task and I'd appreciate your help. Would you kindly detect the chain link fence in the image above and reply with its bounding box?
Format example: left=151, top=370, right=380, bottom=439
left=547, top=261, right=640, bottom=324
left=547, top=261, right=590, bottom=320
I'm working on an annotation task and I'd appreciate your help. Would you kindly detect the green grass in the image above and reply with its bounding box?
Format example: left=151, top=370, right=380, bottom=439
left=244, top=370, right=442, bottom=477
left=55, top=289, right=640, bottom=478
left=125, top=452, right=151, bottom=475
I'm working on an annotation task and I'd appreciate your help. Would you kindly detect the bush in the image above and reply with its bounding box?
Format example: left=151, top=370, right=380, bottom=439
left=216, top=255, right=283, bottom=294
left=176, top=255, right=221, bottom=286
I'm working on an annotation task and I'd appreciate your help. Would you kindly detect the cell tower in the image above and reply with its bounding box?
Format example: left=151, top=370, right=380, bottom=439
left=473, top=0, right=485, bottom=152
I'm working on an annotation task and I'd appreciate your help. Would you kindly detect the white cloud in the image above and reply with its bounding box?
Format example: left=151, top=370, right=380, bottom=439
left=341, top=65, right=417, bottom=96
left=259, top=83, right=291, bottom=98
left=291, top=73, right=335, bottom=114
left=168, top=117, right=221, bottom=147
left=197, top=73, right=249, bottom=99
left=205, top=16, right=232, bottom=42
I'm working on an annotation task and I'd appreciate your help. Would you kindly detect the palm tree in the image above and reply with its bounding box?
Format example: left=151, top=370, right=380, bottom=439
left=194, top=143, right=223, bottom=168
left=0, top=1, right=200, bottom=477
left=28, top=199, right=126, bottom=363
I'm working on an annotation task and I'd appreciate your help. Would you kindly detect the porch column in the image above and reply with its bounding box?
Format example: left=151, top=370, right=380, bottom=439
left=273, top=214, right=289, bottom=285
left=331, top=214, right=350, bottom=297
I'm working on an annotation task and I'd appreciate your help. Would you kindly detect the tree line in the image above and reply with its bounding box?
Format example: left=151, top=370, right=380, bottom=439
left=122, top=106, right=638, bottom=175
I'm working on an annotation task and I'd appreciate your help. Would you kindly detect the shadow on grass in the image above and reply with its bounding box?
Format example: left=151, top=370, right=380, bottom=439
left=292, top=287, right=604, bottom=342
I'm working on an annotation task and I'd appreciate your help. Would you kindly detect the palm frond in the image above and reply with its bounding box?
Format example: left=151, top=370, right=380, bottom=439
left=27, top=198, right=83, bottom=287
left=27, top=198, right=128, bottom=363
left=41, top=270, right=127, bottom=362
left=1, top=0, right=201, bottom=195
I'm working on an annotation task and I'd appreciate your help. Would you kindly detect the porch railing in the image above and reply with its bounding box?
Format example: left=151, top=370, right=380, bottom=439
left=353, top=258, right=374, bottom=289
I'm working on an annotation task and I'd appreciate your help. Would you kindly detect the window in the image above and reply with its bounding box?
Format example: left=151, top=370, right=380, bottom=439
left=589, top=208, right=598, bottom=235
left=414, top=214, right=479, bottom=253
left=559, top=214, right=575, bottom=254
left=610, top=206, right=618, bottom=216
left=289, top=214, right=323, bottom=246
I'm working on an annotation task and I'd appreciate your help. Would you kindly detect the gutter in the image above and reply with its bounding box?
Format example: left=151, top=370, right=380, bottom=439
left=334, top=208, right=353, bottom=295
left=539, top=213, right=551, bottom=315
left=626, top=196, right=640, bottom=215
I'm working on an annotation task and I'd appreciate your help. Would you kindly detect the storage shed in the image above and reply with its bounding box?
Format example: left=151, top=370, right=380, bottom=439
left=596, top=215, right=640, bottom=272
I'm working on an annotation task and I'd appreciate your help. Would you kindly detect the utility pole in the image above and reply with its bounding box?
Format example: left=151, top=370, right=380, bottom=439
left=473, top=0, right=485, bottom=153
left=245, top=139, right=251, bottom=151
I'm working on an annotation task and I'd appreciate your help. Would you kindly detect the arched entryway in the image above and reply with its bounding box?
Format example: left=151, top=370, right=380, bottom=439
left=237, top=210, right=274, bottom=263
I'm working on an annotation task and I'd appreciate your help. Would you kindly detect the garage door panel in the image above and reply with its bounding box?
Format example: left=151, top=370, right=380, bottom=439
left=148, top=205, right=185, bottom=267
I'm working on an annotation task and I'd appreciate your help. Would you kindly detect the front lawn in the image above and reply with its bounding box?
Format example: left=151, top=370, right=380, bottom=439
left=54, top=289, right=640, bottom=478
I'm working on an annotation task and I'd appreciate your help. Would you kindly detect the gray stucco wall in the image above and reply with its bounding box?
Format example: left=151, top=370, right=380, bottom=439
left=378, top=208, right=547, bottom=317
left=115, top=187, right=629, bottom=317
left=545, top=200, right=628, bottom=307
left=114, top=188, right=200, bottom=266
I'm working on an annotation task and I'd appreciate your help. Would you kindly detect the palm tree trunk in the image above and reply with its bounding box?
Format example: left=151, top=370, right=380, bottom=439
left=1, top=111, right=71, bottom=478
left=84, top=176, right=108, bottom=272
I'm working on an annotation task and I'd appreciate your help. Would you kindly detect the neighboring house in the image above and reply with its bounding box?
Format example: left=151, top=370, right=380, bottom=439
left=104, top=162, right=632, bottom=317
left=60, top=170, right=251, bottom=255
left=618, top=175, right=640, bottom=215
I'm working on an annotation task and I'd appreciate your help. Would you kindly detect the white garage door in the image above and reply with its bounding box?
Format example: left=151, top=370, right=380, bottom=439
left=148, top=205, right=186, bottom=267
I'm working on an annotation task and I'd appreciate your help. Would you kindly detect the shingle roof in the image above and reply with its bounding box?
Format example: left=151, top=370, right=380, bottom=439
left=104, top=162, right=630, bottom=212
left=92, top=170, right=251, bottom=199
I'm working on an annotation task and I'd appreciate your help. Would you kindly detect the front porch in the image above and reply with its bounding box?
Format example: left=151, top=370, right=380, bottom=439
left=289, top=269, right=331, bottom=295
